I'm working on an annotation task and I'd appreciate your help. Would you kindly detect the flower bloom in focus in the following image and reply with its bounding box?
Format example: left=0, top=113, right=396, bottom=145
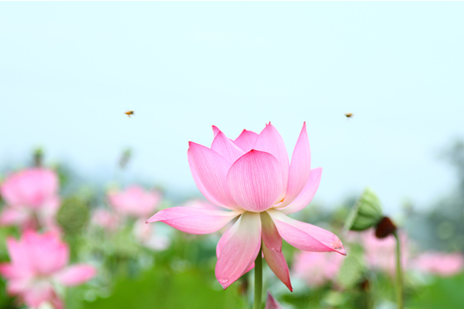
left=0, top=168, right=60, bottom=230
left=0, top=230, right=95, bottom=308
left=412, top=252, right=463, bottom=276
left=108, top=185, right=161, bottom=218
left=147, top=123, right=345, bottom=290
left=362, top=229, right=408, bottom=275
left=292, top=251, right=345, bottom=287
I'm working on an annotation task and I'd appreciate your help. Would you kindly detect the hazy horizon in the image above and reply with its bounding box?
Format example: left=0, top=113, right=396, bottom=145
left=0, top=2, right=463, bottom=215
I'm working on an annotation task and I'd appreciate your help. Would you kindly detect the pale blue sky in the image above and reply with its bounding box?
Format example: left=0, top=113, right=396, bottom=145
left=0, top=2, right=463, bottom=214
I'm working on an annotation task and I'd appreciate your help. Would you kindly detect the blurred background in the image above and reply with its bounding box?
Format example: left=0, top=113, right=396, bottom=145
left=0, top=1, right=463, bottom=309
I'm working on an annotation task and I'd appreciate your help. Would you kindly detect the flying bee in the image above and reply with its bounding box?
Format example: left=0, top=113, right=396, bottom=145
left=125, top=111, right=134, bottom=117
left=345, top=113, right=353, bottom=118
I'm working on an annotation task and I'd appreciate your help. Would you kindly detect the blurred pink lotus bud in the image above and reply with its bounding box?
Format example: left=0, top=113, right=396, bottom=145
left=292, top=251, right=346, bottom=287
left=412, top=252, right=463, bottom=276
left=147, top=123, right=346, bottom=291
left=0, top=168, right=60, bottom=231
left=107, top=185, right=161, bottom=218
left=0, top=230, right=95, bottom=308
left=91, top=209, right=119, bottom=232
left=362, top=229, right=408, bottom=275
left=266, top=291, right=283, bottom=309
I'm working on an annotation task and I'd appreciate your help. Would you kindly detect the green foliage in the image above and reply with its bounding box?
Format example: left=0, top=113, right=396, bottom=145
left=69, top=262, right=244, bottom=309
left=337, top=255, right=365, bottom=290
left=0, top=227, right=19, bottom=260
left=344, top=188, right=383, bottom=232
left=406, top=273, right=464, bottom=309
left=0, top=278, right=15, bottom=309
left=0, top=228, right=19, bottom=308
left=57, top=196, right=90, bottom=236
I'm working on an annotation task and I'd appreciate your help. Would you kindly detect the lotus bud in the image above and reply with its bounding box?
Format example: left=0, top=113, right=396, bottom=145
left=344, top=188, right=383, bottom=232
left=375, top=216, right=397, bottom=239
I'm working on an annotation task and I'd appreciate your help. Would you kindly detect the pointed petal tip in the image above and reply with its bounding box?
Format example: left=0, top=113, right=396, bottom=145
left=247, top=149, right=262, bottom=155
left=212, top=125, right=221, bottom=137
left=331, top=236, right=347, bottom=255
left=284, top=281, right=293, bottom=292
left=219, top=281, right=231, bottom=290
left=145, top=213, right=160, bottom=223
left=188, top=141, right=206, bottom=149
left=248, top=149, right=268, bottom=154
left=188, top=141, right=200, bottom=147
left=334, top=246, right=347, bottom=256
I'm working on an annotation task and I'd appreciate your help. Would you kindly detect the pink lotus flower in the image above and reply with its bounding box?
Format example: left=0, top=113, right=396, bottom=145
left=362, top=229, right=408, bottom=275
left=412, top=252, right=463, bottom=276
left=108, top=185, right=161, bottom=218
left=0, top=168, right=60, bottom=230
left=0, top=230, right=95, bottom=308
left=147, top=123, right=345, bottom=291
left=292, top=251, right=345, bottom=287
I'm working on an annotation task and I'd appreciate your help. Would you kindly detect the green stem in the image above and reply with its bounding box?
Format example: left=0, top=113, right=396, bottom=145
left=394, top=232, right=404, bottom=309
left=253, top=247, right=263, bottom=309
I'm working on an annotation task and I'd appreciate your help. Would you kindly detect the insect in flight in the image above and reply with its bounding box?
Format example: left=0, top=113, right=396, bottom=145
left=345, top=113, right=353, bottom=118
left=125, top=111, right=134, bottom=117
